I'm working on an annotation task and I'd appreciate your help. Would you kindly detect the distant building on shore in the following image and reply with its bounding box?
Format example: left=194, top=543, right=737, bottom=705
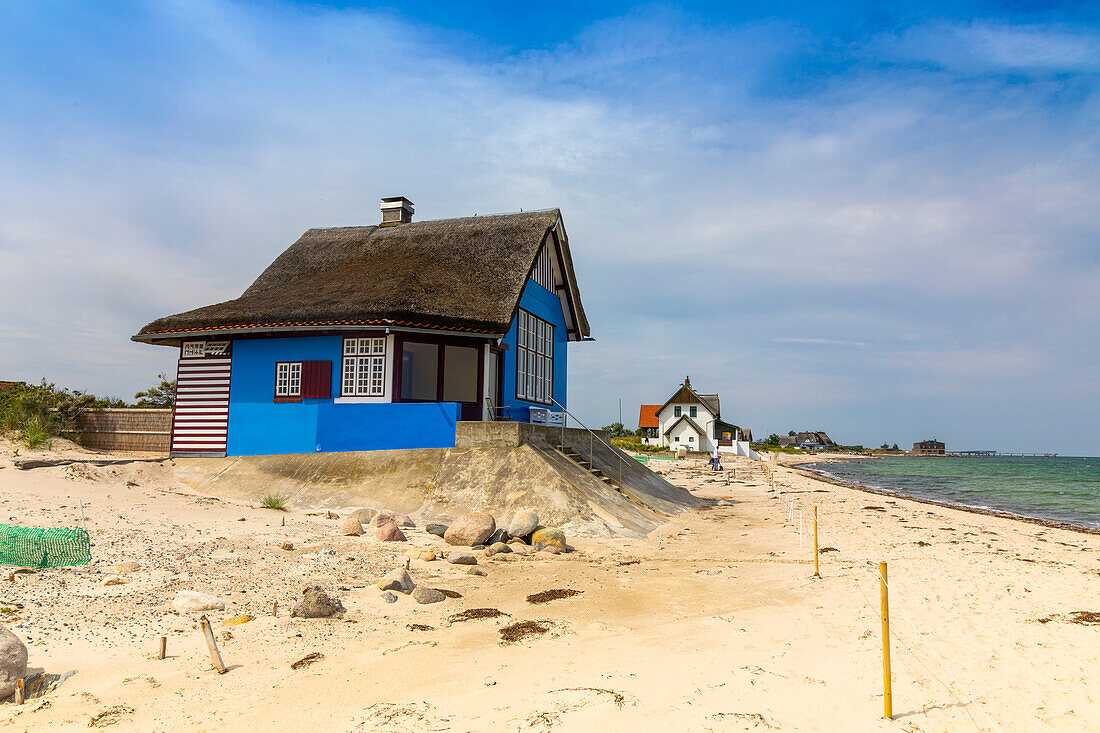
left=913, top=439, right=946, bottom=455
left=778, top=431, right=835, bottom=450
left=638, top=377, right=753, bottom=455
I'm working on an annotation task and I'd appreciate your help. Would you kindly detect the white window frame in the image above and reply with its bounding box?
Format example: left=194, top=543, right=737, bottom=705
left=516, top=309, right=553, bottom=405
left=182, top=341, right=205, bottom=358
left=342, top=337, right=386, bottom=396
left=275, top=362, right=302, bottom=397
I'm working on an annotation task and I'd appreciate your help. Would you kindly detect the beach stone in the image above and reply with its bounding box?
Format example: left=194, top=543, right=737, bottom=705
left=507, top=536, right=528, bottom=546
left=325, top=511, right=339, bottom=519
left=114, top=561, right=142, bottom=574
left=411, top=586, right=446, bottom=604
left=507, top=510, right=539, bottom=539
left=405, top=549, right=437, bottom=562
left=0, top=625, right=28, bottom=700
left=540, top=546, right=561, bottom=555
left=381, top=592, right=398, bottom=603
left=376, top=523, right=407, bottom=542
left=447, top=551, right=477, bottom=565
left=224, top=614, right=255, bottom=626
left=466, top=567, right=487, bottom=576
left=377, top=567, right=416, bottom=594
left=509, top=544, right=531, bottom=556
left=102, top=575, right=129, bottom=586
left=488, top=528, right=510, bottom=545
left=530, top=527, right=567, bottom=552
left=338, top=517, right=364, bottom=536
left=372, top=510, right=398, bottom=527
left=444, top=512, right=496, bottom=546
left=173, top=590, right=227, bottom=613
left=291, top=586, right=345, bottom=618
left=350, top=508, right=376, bottom=525
left=489, top=542, right=512, bottom=554
left=280, top=541, right=295, bottom=551
left=425, top=523, right=448, bottom=537
left=394, top=513, right=415, bottom=528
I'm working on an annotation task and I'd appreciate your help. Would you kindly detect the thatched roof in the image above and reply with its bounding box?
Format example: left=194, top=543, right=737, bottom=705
left=134, top=209, right=590, bottom=342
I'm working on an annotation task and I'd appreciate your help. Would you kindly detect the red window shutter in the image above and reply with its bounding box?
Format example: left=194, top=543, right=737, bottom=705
left=300, top=361, right=332, bottom=399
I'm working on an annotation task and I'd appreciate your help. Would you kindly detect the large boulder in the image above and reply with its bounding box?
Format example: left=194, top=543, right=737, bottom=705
left=444, top=512, right=496, bottom=546
left=350, top=508, right=376, bottom=525
left=411, top=587, right=445, bottom=604
left=173, top=590, right=227, bottom=613
left=291, top=586, right=345, bottom=618
left=376, top=523, right=407, bottom=542
left=377, top=567, right=416, bottom=594
left=530, top=527, right=568, bottom=552
left=372, top=510, right=398, bottom=527
left=507, top=510, right=539, bottom=539
left=0, top=625, right=28, bottom=700
left=338, top=517, right=364, bottom=536
left=447, top=551, right=477, bottom=566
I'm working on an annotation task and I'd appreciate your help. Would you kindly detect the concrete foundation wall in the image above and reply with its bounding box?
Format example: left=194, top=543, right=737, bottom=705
left=73, top=409, right=171, bottom=452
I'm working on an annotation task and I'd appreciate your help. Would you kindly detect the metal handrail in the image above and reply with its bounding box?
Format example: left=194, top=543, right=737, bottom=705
left=550, top=398, right=631, bottom=487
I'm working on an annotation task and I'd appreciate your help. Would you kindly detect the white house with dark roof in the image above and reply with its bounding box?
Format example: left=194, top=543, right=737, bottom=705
left=642, top=377, right=755, bottom=456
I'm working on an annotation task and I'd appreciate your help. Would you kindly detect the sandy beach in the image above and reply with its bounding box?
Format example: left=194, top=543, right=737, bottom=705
left=1, top=442, right=1098, bottom=732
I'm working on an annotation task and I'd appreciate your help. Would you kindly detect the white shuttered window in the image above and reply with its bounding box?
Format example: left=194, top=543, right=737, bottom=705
left=342, top=337, right=386, bottom=396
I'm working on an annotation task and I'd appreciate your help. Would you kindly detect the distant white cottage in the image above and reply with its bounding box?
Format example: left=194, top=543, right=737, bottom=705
left=639, top=377, right=754, bottom=456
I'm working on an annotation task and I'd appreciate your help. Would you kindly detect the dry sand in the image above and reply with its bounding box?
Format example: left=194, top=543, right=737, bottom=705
left=1, top=440, right=1098, bottom=731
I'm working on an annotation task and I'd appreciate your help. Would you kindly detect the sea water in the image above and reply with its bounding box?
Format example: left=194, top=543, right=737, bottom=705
left=802, top=456, right=1100, bottom=530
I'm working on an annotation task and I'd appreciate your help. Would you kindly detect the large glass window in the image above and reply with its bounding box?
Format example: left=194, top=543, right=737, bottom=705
left=516, top=310, right=553, bottom=404
left=443, top=346, right=478, bottom=403
left=401, top=342, right=438, bottom=400
left=342, top=337, right=386, bottom=396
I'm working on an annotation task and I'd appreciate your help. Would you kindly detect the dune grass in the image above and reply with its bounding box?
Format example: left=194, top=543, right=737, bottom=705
left=259, top=492, right=289, bottom=510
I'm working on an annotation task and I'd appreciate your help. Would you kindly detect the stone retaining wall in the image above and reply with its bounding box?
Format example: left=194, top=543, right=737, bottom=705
left=72, top=408, right=171, bottom=453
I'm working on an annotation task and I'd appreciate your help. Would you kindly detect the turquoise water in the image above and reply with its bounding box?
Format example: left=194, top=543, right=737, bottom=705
left=802, top=456, right=1100, bottom=529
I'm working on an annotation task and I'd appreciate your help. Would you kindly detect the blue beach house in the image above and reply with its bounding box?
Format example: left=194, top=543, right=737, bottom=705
left=133, top=197, right=591, bottom=457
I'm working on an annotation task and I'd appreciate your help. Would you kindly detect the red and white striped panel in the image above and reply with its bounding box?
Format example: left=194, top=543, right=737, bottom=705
left=171, top=357, right=231, bottom=454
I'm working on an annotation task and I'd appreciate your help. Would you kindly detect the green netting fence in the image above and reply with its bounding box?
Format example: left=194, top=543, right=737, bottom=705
left=0, top=523, right=91, bottom=568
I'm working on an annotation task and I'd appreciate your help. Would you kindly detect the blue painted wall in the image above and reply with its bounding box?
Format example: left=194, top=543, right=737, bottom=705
left=225, top=336, right=459, bottom=455
left=500, top=278, right=569, bottom=415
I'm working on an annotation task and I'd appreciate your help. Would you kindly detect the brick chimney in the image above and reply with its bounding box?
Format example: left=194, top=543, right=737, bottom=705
left=380, top=196, right=414, bottom=225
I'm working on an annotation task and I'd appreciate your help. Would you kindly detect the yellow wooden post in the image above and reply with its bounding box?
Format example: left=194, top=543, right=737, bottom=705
left=813, top=506, right=820, bottom=578
left=880, top=561, right=893, bottom=720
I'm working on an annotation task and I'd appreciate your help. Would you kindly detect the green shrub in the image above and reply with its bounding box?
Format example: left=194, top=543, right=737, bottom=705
left=611, top=436, right=664, bottom=453
left=259, top=492, right=288, bottom=510
left=21, top=416, right=51, bottom=449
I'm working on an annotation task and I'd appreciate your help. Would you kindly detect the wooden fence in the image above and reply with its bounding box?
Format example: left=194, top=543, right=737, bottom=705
left=72, top=408, right=172, bottom=453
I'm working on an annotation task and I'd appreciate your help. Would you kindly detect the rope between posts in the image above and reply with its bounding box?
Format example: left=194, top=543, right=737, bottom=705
left=772, top=467, right=1002, bottom=733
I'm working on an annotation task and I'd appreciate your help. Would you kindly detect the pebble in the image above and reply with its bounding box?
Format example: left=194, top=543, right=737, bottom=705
left=466, top=567, right=487, bottom=576
left=488, top=542, right=512, bottom=554
left=381, top=592, right=398, bottom=603
left=101, top=575, right=129, bottom=586
left=377, top=567, right=416, bottom=594
left=280, top=541, right=295, bottom=551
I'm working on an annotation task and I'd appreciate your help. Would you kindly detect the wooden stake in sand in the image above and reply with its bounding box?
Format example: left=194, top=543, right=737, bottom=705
left=272, top=601, right=278, bottom=617
left=14, top=678, right=24, bottom=705
left=158, top=636, right=167, bottom=660
left=813, top=507, right=820, bottom=578
left=200, top=615, right=227, bottom=674
left=879, top=561, right=893, bottom=720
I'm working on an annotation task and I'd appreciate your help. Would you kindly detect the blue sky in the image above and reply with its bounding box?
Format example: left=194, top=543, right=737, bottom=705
left=1, top=1, right=1098, bottom=453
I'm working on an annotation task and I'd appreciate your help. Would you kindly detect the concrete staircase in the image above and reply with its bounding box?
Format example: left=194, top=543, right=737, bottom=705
left=556, top=444, right=618, bottom=486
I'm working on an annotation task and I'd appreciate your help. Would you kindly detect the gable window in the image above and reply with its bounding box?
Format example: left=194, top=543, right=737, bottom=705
left=690, top=406, right=697, bottom=418
left=516, top=310, right=553, bottom=404
left=342, top=337, right=386, bottom=396
left=674, top=406, right=682, bottom=417
left=275, top=362, right=302, bottom=397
